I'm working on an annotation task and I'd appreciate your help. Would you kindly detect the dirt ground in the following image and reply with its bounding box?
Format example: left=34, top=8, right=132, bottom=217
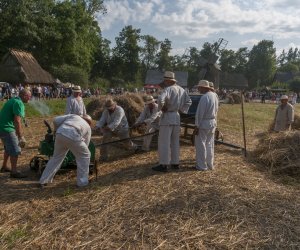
left=0, top=115, right=300, bottom=249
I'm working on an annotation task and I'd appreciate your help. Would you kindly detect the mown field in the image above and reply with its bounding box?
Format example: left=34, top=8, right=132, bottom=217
left=0, top=98, right=300, bottom=249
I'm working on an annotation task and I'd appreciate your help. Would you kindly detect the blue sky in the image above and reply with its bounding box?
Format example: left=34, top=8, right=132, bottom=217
left=97, top=0, right=300, bottom=55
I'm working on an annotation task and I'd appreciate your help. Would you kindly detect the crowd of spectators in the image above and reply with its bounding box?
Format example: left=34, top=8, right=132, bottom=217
left=0, top=83, right=298, bottom=105
left=0, top=83, right=103, bottom=101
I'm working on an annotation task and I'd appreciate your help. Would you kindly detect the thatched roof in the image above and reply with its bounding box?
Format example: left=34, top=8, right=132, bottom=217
left=0, top=49, right=55, bottom=85
left=145, top=70, right=188, bottom=87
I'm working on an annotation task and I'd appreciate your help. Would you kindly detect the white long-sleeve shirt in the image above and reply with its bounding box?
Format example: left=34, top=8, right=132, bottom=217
left=65, top=95, right=87, bottom=116
left=135, top=103, right=161, bottom=128
left=274, top=103, right=294, bottom=131
left=195, top=91, right=219, bottom=129
left=158, top=84, right=192, bottom=125
left=96, top=105, right=129, bottom=132
left=54, top=114, right=91, bottom=145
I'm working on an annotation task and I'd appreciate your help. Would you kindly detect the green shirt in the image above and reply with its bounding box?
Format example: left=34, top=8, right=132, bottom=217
left=0, top=97, right=25, bottom=132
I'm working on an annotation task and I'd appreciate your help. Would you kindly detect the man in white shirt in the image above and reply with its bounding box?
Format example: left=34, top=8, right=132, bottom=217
left=274, top=95, right=294, bottom=132
left=95, top=99, right=137, bottom=161
left=133, top=95, right=161, bottom=151
left=65, top=86, right=87, bottom=116
left=194, top=80, right=219, bottom=171
left=39, top=114, right=92, bottom=187
left=152, top=71, right=192, bottom=172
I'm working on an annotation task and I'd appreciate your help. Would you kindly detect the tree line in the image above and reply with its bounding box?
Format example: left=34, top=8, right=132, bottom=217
left=1, top=0, right=300, bottom=90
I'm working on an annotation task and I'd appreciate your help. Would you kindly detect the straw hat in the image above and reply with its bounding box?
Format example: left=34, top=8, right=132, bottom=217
left=197, top=80, right=212, bottom=89
left=145, top=95, right=155, bottom=105
left=105, top=99, right=116, bottom=108
left=72, top=85, right=82, bottom=92
left=280, top=95, right=288, bottom=100
left=209, top=81, right=214, bottom=89
left=163, top=71, right=176, bottom=82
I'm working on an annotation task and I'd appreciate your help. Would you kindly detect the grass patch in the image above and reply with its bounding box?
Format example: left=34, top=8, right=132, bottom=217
left=0, top=98, right=94, bottom=118
left=1, top=227, right=28, bottom=248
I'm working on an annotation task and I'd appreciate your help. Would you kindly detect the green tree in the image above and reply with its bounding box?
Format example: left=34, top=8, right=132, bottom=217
left=246, top=40, right=276, bottom=88
left=0, top=0, right=56, bottom=57
left=112, top=25, right=141, bottom=82
left=156, top=38, right=172, bottom=71
left=278, top=63, right=299, bottom=72
left=90, top=37, right=111, bottom=80
left=219, top=49, right=236, bottom=72
left=140, top=35, right=160, bottom=69
left=288, top=77, right=300, bottom=93
left=51, top=64, right=89, bottom=85
left=219, top=47, right=248, bottom=74
left=0, top=0, right=105, bottom=77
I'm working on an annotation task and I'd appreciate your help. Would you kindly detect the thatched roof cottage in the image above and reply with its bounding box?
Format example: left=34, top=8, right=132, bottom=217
left=0, top=49, right=55, bottom=85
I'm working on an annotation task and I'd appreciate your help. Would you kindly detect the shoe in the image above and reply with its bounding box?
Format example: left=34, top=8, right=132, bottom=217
left=134, top=146, right=145, bottom=153
left=195, top=166, right=208, bottom=171
left=171, top=164, right=180, bottom=170
left=0, top=167, right=11, bottom=173
left=152, top=164, right=168, bottom=172
left=37, top=183, right=47, bottom=189
left=10, top=171, right=28, bottom=178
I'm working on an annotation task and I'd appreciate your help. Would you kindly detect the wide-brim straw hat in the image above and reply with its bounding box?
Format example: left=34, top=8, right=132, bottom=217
left=72, top=85, right=82, bottom=92
left=105, top=99, right=116, bottom=108
left=197, top=80, right=213, bottom=89
left=163, top=71, right=176, bottom=82
left=145, top=95, right=155, bottom=104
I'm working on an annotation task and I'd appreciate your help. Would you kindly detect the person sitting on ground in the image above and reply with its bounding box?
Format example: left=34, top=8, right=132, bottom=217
left=39, top=114, right=92, bottom=187
left=273, top=95, right=294, bottom=132
left=0, top=89, right=31, bottom=178
left=95, top=99, right=137, bottom=161
left=132, top=95, right=161, bottom=151
left=65, top=85, right=87, bottom=116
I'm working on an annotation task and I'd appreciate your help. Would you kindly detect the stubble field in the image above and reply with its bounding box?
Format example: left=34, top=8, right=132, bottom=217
left=0, top=100, right=299, bottom=249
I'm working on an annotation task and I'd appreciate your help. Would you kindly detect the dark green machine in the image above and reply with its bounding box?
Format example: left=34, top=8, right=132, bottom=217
left=30, top=120, right=96, bottom=175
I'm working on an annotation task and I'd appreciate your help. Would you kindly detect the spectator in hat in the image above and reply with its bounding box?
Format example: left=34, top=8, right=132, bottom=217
left=95, top=99, right=137, bottom=161
left=152, top=71, right=192, bottom=172
left=65, top=85, right=87, bottom=116
left=133, top=95, right=161, bottom=151
left=193, top=80, right=219, bottom=171
left=39, top=114, right=93, bottom=187
left=273, top=95, right=294, bottom=132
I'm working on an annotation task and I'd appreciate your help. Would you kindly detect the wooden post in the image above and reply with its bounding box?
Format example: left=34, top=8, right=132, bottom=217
left=241, top=91, right=247, bottom=157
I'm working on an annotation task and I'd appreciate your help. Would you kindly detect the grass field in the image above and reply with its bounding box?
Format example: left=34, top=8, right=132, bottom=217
left=0, top=99, right=299, bottom=249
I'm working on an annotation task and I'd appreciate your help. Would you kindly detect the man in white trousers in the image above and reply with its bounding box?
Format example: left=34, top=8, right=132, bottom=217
left=152, top=71, right=192, bottom=172
left=65, top=85, right=87, bottom=116
left=39, top=114, right=92, bottom=187
left=133, top=95, right=161, bottom=151
left=194, top=80, right=219, bottom=171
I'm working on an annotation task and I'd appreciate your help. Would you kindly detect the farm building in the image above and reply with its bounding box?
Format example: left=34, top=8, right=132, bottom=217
left=273, top=71, right=300, bottom=83
left=144, top=70, right=188, bottom=88
left=220, top=72, right=248, bottom=89
left=0, top=48, right=55, bottom=86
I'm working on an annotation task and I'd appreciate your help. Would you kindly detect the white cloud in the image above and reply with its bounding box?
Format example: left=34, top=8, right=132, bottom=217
left=241, top=39, right=260, bottom=46
left=98, top=0, right=300, bottom=51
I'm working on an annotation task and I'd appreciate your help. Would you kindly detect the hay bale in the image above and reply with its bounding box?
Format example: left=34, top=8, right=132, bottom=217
left=86, top=94, right=144, bottom=126
left=230, top=92, right=241, bottom=104
left=253, top=131, right=300, bottom=175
